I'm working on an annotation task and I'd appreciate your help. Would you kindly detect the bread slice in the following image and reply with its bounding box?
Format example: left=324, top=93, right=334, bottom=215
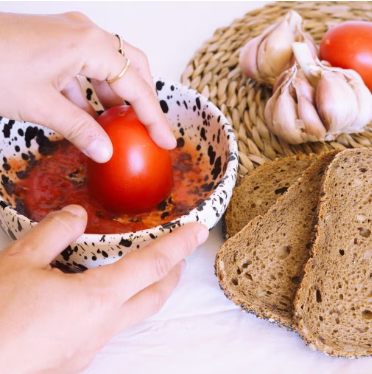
left=295, top=149, right=372, bottom=357
left=216, top=151, right=339, bottom=330
left=224, top=153, right=318, bottom=239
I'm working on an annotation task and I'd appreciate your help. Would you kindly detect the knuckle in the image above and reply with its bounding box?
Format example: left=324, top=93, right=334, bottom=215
left=93, top=289, right=113, bottom=310
left=87, top=25, right=105, bottom=41
left=44, top=210, right=83, bottom=232
left=153, top=254, right=171, bottom=280
left=64, top=11, right=90, bottom=22
left=173, top=264, right=183, bottom=283
left=44, top=212, right=70, bottom=227
left=83, top=271, right=121, bottom=308
left=179, top=235, right=196, bottom=256
left=151, top=289, right=167, bottom=314
left=132, top=79, right=153, bottom=102
left=64, top=115, right=93, bottom=144
left=1, top=242, right=27, bottom=262
left=19, top=96, right=46, bottom=124
left=80, top=25, right=106, bottom=49
left=135, top=48, right=148, bottom=64
left=141, top=81, right=154, bottom=98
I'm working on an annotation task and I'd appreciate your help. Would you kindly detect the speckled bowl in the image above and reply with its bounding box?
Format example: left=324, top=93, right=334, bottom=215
left=0, top=79, right=238, bottom=271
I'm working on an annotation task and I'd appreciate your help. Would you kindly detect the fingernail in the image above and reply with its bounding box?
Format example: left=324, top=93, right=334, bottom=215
left=83, top=139, right=112, bottom=163
left=170, top=133, right=177, bottom=149
left=180, top=260, right=187, bottom=274
left=162, top=131, right=177, bottom=150
left=62, top=205, right=87, bottom=220
left=197, top=227, right=209, bottom=245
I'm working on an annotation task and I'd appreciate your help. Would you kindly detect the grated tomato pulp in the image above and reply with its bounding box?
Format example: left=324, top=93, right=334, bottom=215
left=14, top=140, right=213, bottom=234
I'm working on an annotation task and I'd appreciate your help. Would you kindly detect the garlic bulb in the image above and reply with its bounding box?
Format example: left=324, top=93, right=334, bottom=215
left=264, top=43, right=372, bottom=144
left=239, top=10, right=318, bottom=87
left=265, top=64, right=325, bottom=144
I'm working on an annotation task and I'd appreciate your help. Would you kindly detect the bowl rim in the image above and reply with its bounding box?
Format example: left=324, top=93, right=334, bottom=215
left=1, top=78, right=238, bottom=245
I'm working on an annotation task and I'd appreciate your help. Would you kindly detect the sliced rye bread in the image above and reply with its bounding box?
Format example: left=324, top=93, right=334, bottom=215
left=294, top=149, right=372, bottom=358
left=216, top=151, right=339, bottom=330
left=223, top=153, right=319, bottom=239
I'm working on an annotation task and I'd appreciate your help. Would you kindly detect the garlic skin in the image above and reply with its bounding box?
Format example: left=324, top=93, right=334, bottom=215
left=264, top=43, right=372, bottom=145
left=240, top=10, right=318, bottom=87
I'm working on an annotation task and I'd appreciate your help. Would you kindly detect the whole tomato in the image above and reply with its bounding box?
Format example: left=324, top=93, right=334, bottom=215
left=320, top=21, right=372, bottom=92
left=87, top=106, right=173, bottom=214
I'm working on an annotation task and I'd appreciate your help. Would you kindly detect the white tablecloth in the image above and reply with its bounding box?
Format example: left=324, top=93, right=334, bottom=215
left=1, top=2, right=372, bottom=373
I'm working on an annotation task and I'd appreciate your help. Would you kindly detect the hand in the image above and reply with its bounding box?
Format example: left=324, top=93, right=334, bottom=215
left=0, top=205, right=208, bottom=374
left=0, top=12, right=176, bottom=163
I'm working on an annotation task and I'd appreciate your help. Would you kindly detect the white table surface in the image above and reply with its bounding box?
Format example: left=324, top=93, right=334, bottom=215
left=2, top=2, right=372, bottom=374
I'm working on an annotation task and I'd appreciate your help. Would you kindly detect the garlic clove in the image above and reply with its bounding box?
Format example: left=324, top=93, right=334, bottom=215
left=257, top=16, right=296, bottom=81
left=294, top=74, right=316, bottom=104
left=265, top=89, right=281, bottom=134
left=266, top=65, right=297, bottom=133
left=332, top=67, right=372, bottom=133
left=287, top=9, right=303, bottom=28
left=272, top=87, right=304, bottom=144
left=266, top=42, right=372, bottom=145
left=297, top=95, right=326, bottom=139
left=316, top=70, right=359, bottom=134
left=239, top=11, right=317, bottom=87
left=239, top=23, right=276, bottom=81
left=239, top=35, right=262, bottom=81
left=345, top=78, right=372, bottom=133
left=273, top=70, right=288, bottom=94
left=294, top=70, right=326, bottom=140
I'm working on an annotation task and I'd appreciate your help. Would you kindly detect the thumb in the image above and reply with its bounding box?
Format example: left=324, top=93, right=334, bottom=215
left=33, top=90, right=113, bottom=163
left=3, top=205, right=87, bottom=268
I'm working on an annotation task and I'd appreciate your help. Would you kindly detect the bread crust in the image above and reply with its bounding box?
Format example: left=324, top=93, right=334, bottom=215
left=216, top=216, right=298, bottom=330
left=294, top=149, right=372, bottom=358
left=224, top=154, right=318, bottom=239
left=216, top=151, right=339, bottom=331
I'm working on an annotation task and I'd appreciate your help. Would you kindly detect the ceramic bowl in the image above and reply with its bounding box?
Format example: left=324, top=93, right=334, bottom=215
left=0, top=79, right=238, bottom=271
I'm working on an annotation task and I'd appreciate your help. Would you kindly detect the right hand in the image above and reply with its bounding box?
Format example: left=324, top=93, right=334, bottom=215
left=0, top=205, right=209, bottom=374
left=0, top=12, right=176, bottom=163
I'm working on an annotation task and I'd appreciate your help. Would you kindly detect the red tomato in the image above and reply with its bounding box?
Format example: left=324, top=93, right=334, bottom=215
left=320, top=21, right=372, bottom=92
left=87, top=106, right=173, bottom=214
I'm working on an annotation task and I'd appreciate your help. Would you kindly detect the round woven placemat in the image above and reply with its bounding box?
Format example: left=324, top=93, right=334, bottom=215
left=181, top=1, right=372, bottom=178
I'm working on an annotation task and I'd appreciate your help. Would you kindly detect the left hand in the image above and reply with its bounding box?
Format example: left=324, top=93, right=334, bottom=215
left=0, top=205, right=208, bottom=374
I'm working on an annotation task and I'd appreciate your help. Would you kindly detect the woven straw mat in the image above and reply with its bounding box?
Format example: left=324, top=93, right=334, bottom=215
left=181, top=1, right=372, bottom=179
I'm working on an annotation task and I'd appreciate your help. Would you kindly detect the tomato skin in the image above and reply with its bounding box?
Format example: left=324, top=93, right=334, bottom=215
left=320, top=21, right=372, bottom=92
left=87, top=106, right=173, bottom=214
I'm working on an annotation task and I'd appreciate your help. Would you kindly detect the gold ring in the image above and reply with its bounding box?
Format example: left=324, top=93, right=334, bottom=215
left=114, top=34, right=125, bottom=57
left=106, top=58, right=130, bottom=84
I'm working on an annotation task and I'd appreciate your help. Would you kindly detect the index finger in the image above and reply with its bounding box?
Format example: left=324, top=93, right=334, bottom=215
left=80, top=32, right=176, bottom=150
left=85, top=222, right=209, bottom=301
left=109, top=63, right=177, bottom=150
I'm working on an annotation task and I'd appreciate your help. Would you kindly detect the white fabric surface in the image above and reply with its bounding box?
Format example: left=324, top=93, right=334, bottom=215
left=1, top=2, right=372, bottom=373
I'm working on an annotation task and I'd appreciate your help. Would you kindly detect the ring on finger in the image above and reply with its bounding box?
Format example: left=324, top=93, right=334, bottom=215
left=114, top=34, right=125, bottom=57
left=106, top=58, right=131, bottom=84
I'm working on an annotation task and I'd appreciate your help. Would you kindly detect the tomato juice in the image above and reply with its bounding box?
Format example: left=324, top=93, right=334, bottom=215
left=14, top=139, right=213, bottom=234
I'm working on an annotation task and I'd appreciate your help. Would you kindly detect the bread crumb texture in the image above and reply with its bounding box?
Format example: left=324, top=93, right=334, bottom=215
left=295, top=149, right=372, bottom=358
left=216, top=151, right=339, bottom=330
left=224, top=154, right=318, bottom=239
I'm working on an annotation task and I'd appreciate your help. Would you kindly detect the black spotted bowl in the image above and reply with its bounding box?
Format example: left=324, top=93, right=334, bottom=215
left=0, top=79, right=238, bottom=271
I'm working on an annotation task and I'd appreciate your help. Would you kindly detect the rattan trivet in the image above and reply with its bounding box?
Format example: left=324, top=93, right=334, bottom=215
left=181, top=1, right=372, bottom=178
